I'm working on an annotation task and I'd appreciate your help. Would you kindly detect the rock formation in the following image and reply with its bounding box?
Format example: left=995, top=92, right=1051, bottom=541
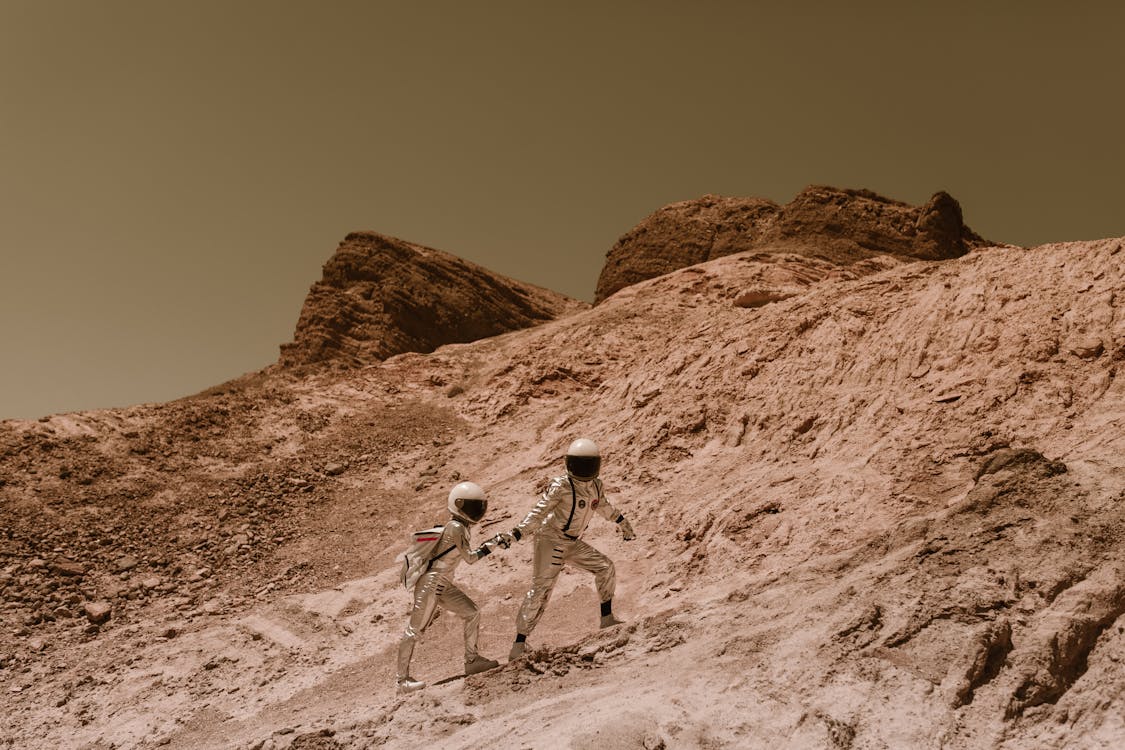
left=594, top=185, right=994, bottom=302
left=279, top=231, right=584, bottom=367
left=1, top=201, right=1122, bottom=749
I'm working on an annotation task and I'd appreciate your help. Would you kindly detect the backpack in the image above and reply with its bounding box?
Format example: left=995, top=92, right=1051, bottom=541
left=398, top=525, right=456, bottom=590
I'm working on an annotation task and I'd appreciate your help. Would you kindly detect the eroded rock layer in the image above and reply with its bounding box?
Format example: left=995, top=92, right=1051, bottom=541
left=279, top=231, right=585, bottom=367
left=594, top=185, right=994, bottom=302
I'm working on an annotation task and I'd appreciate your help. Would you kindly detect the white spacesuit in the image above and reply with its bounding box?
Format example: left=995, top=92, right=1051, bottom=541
left=396, top=482, right=503, bottom=693
left=504, top=439, right=636, bottom=660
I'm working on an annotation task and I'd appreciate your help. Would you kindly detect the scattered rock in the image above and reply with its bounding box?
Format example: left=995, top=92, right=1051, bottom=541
left=324, top=463, right=346, bottom=477
left=974, top=448, right=1067, bottom=482
left=1069, top=337, right=1104, bottom=359
left=115, top=555, right=139, bottom=573
left=733, top=290, right=797, bottom=308
left=49, top=561, right=86, bottom=577
left=82, top=601, right=112, bottom=625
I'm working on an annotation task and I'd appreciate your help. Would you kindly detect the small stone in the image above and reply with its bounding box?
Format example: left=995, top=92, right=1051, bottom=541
left=140, top=577, right=162, bottom=590
left=27, top=638, right=46, bottom=652
left=201, top=599, right=222, bottom=615
left=83, top=601, right=112, bottom=625
left=115, top=555, right=139, bottom=573
left=49, top=561, right=86, bottom=577
left=159, top=626, right=179, bottom=639
left=188, top=567, right=212, bottom=582
left=324, top=463, right=346, bottom=476
left=733, top=289, right=795, bottom=308
left=1069, top=337, right=1104, bottom=359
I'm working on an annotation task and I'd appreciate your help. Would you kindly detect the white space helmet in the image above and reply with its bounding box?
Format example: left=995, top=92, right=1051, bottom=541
left=565, top=438, right=601, bottom=480
left=447, top=481, right=488, bottom=524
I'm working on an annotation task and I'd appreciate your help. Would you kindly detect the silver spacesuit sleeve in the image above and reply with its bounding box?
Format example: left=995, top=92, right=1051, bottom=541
left=594, top=479, right=621, bottom=522
left=511, top=479, right=566, bottom=540
left=450, top=520, right=491, bottom=563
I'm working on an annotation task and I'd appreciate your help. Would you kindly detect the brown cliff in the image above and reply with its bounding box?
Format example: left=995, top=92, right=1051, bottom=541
left=279, top=231, right=585, bottom=367
left=594, top=185, right=994, bottom=302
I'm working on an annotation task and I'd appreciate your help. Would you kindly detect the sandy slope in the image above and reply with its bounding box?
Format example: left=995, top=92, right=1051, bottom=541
left=2, top=237, right=1124, bottom=749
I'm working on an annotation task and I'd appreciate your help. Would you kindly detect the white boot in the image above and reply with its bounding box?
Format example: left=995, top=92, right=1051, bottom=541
left=465, top=654, right=500, bottom=675
left=397, top=676, right=425, bottom=694
left=508, top=640, right=526, bottom=661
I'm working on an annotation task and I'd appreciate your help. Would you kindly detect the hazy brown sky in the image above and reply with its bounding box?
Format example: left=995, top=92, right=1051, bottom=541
left=2, top=1, right=1122, bottom=420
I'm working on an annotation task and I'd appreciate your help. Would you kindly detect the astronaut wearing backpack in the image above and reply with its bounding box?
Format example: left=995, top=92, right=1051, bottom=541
left=396, top=481, right=508, bottom=694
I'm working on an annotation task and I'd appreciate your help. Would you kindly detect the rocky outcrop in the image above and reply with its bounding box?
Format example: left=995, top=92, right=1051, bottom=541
left=594, top=185, right=995, bottom=302
left=279, top=231, right=585, bottom=367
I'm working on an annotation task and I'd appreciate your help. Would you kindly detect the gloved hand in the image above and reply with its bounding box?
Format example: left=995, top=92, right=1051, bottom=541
left=618, top=517, right=636, bottom=541
left=493, top=532, right=513, bottom=550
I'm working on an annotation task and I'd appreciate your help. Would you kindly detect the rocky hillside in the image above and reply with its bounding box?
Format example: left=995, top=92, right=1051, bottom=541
left=279, top=231, right=585, bottom=368
left=594, top=186, right=994, bottom=302
left=1, top=205, right=1123, bottom=749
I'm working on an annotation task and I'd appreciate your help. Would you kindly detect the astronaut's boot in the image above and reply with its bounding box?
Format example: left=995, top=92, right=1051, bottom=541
left=465, top=654, right=500, bottom=675
left=508, top=640, right=527, bottom=661
left=396, top=676, right=425, bottom=694
left=600, top=600, right=624, bottom=628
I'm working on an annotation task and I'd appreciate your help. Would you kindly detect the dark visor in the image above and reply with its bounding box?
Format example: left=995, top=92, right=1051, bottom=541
left=566, top=455, right=600, bottom=480
left=458, top=498, right=487, bottom=522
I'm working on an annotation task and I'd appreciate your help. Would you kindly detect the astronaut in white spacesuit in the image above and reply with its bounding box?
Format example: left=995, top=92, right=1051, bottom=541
left=396, top=481, right=505, bottom=693
left=502, top=439, right=636, bottom=660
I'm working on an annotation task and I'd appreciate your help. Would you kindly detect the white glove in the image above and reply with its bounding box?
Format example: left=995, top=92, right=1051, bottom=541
left=493, top=533, right=513, bottom=549
left=618, top=517, right=636, bottom=541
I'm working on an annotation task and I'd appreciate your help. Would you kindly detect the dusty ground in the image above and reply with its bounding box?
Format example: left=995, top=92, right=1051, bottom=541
left=2, top=232, right=1124, bottom=749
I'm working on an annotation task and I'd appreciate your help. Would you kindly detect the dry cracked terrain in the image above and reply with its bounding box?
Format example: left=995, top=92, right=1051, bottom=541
left=2, top=215, right=1124, bottom=749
